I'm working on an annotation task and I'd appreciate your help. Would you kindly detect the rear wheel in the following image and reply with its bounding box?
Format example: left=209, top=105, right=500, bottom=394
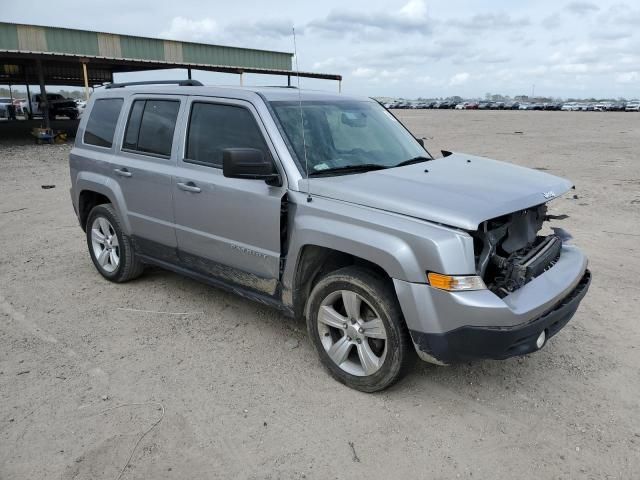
left=86, top=204, right=144, bottom=282
left=306, top=266, right=414, bottom=392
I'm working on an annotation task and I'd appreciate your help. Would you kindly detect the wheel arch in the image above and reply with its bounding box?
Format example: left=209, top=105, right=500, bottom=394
left=287, top=242, right=409, bottom=321
left=75, top=172, right=131, bottom=234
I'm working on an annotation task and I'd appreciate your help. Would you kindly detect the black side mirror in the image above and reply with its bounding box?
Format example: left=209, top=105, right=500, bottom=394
left=416, top=138, right=425, bottom=147
left=222, top=148, right=281, bottom=185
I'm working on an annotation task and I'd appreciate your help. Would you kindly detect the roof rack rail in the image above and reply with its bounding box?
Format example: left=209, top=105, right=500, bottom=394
left=105, top=79, right=203, bottom=89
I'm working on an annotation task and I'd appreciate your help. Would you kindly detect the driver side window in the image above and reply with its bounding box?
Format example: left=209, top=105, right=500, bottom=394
left=185, top=102, right=269, bottom=168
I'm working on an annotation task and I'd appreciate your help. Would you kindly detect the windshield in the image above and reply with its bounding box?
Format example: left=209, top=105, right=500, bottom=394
left=270, top=100, right=427, bottom=176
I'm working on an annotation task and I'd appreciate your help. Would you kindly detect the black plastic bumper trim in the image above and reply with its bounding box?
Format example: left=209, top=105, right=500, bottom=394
left=411, top=269, right=591, bottom=363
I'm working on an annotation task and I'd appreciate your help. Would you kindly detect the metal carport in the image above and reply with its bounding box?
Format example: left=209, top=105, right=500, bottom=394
left=0, top=22, right=342, bottom=129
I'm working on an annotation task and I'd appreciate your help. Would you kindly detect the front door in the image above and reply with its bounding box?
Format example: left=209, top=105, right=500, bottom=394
left=172, top=97, right=285, bottom=295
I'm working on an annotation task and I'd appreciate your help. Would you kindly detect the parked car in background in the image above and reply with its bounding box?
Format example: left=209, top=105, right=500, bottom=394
left=561, top=103, right=580, bottom=111
left=465, top=102, right=479, bottom=109
left=24, top=93, right=79, bottom=120
left=455, top=102, right=467, bottom=110
left=625, top=101, right=640, bottom=111
left=610, top=102, right=626, bottom=111
left=0, top=97, right=11, bottom=118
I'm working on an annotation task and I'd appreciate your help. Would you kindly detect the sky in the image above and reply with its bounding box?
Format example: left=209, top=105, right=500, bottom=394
left=3, top=0, right=640, bottom=99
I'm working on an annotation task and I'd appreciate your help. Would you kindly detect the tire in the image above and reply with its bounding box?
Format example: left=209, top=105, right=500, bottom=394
left=86, top=204, right=144, bottom=282
left=306, top=266, right=414, bottom=392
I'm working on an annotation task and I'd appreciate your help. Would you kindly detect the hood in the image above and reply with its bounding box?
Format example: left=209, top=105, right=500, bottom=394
left=302, top=153, right=573, bottom=231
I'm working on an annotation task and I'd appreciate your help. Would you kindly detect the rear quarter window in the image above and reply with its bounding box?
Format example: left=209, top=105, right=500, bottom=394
left=123, top=99, right=180, bottom=157
left=84, top=98, right=124, bottom=148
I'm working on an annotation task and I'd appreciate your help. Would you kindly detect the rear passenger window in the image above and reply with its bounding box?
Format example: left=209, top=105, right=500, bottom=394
left=84, top=98, right=123, bottom=148
left=186, top=103, right=268, bottom=168
left=123, top=99, right=180, bottom=157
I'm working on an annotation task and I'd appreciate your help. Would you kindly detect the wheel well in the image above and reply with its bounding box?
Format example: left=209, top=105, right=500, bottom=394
left=78, top=190, right=111, bottom=231
left=292, top=245, right=391, bottom=320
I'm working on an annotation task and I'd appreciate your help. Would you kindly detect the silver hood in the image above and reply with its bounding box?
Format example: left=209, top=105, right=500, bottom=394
left=303, top=153, right=573, bottom=231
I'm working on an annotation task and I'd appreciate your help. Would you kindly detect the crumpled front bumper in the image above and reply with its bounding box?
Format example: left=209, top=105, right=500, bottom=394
left=393, top=244, right=590, bottom=364
left=410, top=270, right=590, bottom=363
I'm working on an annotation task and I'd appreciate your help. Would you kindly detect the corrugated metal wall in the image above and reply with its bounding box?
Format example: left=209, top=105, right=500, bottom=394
left=97, top=33, right=122, bottom=58
left=120, top=35, right=165, bottom=61
left=0, top=22, right=292, bottom=71
left=45, top=27, right=99, bottom=55
left=0, top=23, right=19, bottom=50
left=16, top=25, right=47, bottom=51
left=182, top=43, right=290, bottom=69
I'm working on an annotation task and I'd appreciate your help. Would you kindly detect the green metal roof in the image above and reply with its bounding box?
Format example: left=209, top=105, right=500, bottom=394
left=0, top=22, right=293, bottom=70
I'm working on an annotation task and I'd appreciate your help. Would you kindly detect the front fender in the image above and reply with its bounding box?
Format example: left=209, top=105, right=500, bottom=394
left=282, top=193, right=476, bottom=288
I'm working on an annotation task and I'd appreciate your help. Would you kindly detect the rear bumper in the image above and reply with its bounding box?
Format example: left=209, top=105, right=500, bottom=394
left=410, top=269, right=591, bottom=363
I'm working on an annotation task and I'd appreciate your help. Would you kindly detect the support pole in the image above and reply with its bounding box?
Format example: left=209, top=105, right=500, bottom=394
left=35, top=59, right=50, bottom=130
left=25, top=82, right=32, bottom=119
left=239, top=72, right=243, bottom=86
left=338, top=79, right=342, bottom=93
left=287, top=75, right=291, bottom=87
left=82, top=62, right=90, bottom=101
left=187, top=67, right=192, bottom=80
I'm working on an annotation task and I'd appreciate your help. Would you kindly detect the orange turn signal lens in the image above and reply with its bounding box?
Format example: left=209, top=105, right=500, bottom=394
left=427, top=272, right=486, bottom=291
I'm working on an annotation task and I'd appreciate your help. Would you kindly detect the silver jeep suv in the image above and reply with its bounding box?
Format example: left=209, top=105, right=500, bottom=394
left=69, top=80, right=591, bottom=392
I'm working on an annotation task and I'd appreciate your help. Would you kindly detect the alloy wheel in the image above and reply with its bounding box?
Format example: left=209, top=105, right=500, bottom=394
left=317, top=290, right=388, bottom=376
left=90, top=216, right=120, bottom=273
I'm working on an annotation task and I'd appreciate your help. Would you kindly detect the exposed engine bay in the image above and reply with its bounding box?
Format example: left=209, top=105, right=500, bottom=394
left=472, top=205, right=567, bottom=297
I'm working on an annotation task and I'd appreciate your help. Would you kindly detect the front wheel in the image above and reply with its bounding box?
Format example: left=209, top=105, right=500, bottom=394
left=306, top=266, right=414, bottom=392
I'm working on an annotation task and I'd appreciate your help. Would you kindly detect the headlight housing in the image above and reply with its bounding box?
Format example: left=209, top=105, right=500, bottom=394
left=427, top=272, right=486, bottom=291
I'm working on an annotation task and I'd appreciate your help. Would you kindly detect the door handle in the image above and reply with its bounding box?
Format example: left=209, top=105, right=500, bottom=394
left=177, top=181, right=201, bottom=193
left=114, top=168, right=132, bottom=177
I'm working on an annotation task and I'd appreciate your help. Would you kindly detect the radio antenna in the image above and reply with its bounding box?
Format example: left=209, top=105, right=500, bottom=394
left=292, top=27, right=311, bottom=203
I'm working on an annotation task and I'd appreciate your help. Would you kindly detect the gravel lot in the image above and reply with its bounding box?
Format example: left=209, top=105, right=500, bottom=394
left=1, top=110, right=639, bottom=479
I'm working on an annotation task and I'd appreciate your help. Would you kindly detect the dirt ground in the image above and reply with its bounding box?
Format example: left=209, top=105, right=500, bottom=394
left=1, top=110, right=639, bottom=480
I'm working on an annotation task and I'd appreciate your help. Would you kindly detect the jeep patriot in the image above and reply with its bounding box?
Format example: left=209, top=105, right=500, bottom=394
left=69, top=80, right=591, bottom=391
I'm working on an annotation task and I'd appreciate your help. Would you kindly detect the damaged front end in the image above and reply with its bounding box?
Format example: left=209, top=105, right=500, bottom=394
left=472, top=205, right=568, bottom=298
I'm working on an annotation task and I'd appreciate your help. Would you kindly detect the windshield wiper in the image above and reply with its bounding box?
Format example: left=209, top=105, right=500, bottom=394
left=393, top=156, right=431, bottom=168
left=308, top=164, right=388, bottom=177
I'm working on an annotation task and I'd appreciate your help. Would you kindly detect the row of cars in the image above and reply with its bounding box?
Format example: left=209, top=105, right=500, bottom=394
left=0, top=94, right=82, bottom=120
left=385, top=100, right=640, bottom=111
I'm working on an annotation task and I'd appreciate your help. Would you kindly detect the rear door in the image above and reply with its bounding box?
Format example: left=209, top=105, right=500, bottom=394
left=172, top=97, right=285, bottom=294
left=112, top=95, right=184, bottom=259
